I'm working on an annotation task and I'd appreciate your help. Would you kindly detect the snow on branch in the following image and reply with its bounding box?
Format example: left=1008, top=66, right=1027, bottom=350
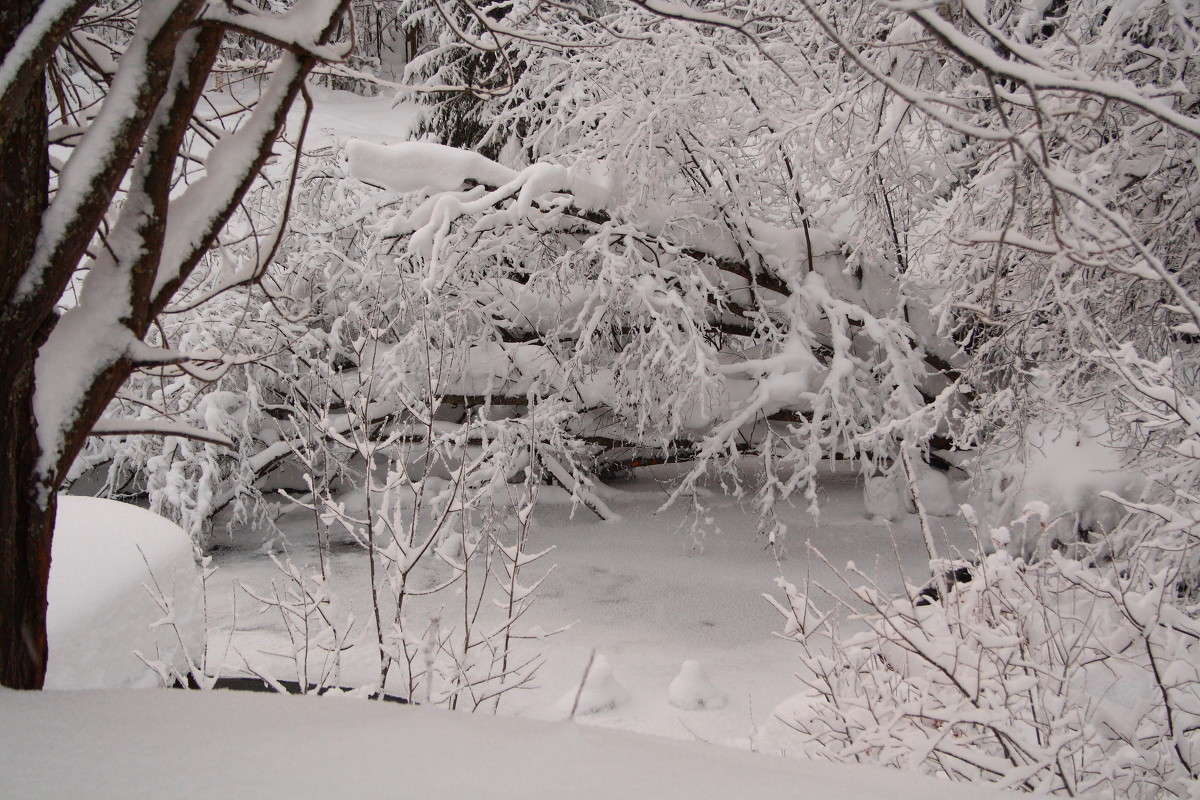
left=905, top=6, right=1200, bottom=141
left=154, top=54, right=310, bottom=301
left=347, top=140, right=522, bottom=194
left=0, top=0, right=92, bottom=147
left=89, top=419, right=235, bottom=449
left=17, top=0, right=204, bottom=307
left=339, top=128, right=940, bottom=530
left=201, top=0, right=353, bottom=62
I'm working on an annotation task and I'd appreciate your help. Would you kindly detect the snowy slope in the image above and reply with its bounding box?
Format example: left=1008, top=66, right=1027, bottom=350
left=0, top=688, right=1012, bottom=800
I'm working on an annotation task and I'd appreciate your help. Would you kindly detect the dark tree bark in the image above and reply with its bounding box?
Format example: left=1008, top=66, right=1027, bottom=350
left=0, top=0, right=54, bottom=691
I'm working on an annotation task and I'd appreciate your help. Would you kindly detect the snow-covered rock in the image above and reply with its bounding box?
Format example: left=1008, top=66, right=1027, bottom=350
left=668, top=660, right=727, bottom=710
left=557, top=654, right=629, bottom=716
left=863, top=474, right=904, bottom=521
left=904, top=463, right=959, bottom=517
left=46, top=496, right=201, bottom=689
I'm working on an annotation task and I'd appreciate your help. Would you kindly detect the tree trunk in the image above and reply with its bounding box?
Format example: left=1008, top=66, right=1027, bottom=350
left=0, top=0, right=53, bottom=690
left=0, top=411, right=55, bottom=690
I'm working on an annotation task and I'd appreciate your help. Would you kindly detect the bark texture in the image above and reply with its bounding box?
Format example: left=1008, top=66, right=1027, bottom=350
left=0, top=0, right=54, bottom=690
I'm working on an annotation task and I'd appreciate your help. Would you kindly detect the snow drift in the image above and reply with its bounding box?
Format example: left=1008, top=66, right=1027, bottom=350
left=46, top=496, right=201, bottom=689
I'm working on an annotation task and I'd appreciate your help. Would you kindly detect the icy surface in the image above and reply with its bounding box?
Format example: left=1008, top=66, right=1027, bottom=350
left=205, top=462, right=979, bottom=746
left=46, top=496, right=200, bottom=690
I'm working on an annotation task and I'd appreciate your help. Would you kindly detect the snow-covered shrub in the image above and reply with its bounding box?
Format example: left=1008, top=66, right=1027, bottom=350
left=973, top=412, right=1147, bottom=560
left=768, top=530, right=1200, bottom=798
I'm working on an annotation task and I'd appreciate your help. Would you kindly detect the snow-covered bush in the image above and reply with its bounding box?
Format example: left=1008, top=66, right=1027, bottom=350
left=557, top=653, right=629, bottom=716
left=973, top=413, right=1147, bottom=560
left=768, top=528, right=1200, bottom=797
left=668, top=659, right=727, bottom=711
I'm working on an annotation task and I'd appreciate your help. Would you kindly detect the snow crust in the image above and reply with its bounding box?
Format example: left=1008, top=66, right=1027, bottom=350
left=0, top=688, right=1013, bottom=799
left=46, top=496, right=200, bottom=690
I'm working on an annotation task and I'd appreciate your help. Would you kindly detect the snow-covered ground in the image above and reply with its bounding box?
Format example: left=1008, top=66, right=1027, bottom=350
left=0, top=686, right=1010, bottom=799
left=27, top=462, right=993, bottom=799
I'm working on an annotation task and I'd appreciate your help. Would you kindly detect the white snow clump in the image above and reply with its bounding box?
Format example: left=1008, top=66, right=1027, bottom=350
left=863, top=474, right=904, bottom=521
left=668, top=660, right=727, bottom=710
left=557, top=654, right=629, bottom=716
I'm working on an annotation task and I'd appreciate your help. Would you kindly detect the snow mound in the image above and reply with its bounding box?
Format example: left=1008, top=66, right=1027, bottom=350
left=46, top=496, right=201, bottom=689
left=977, top=415, right=1146, bottom=554
left=1019, top=420, right=1141, bottom=534
left=558, top=654, right=629, bottom=716
left=668, top=660, right=727, bottom=710
left=863, top=474, right=903, bottom=521
left=905, top=463, right=959, bottom=517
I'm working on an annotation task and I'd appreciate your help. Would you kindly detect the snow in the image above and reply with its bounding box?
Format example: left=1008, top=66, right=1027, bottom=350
left=910, top=6, right=1200, bottom=139
left=154, top=53, right=310, bottom=298
left=979, top=414, right=1145, bottom=551
left=905, top=461, right=959, bottom=517
left=0, top=0, right=80, bottom=101
left=33, top=301, right=138, bottom=481
left=200, top=0, right=352, bottom=62
left=632, top=0, right=745, bottom=29
left=89, top=418, right=235, bottom=448
left=203, top=462, right=979, bottom=746
left=346, top=139, right=519, bottom=193
left=863, top=473, right=904, bottom=521
left=0, top=687, right=1013, bottom=799
left=46, top=496, right=200, bottom=690
left=19, top=0, right=182, bottom=302
left=668, top=660, right=728, bottom=710
left=556, top=653, right=630, bottom=715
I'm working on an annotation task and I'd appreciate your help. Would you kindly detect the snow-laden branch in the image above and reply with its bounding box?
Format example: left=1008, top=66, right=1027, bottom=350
left=154, top=54, right=314, bottom=300
left=17, top=0, right=203, bottom=307
left=0, top=0, right=93, bottom=148
left=89, top=419, right=235, bottom=449
left=201, top=0, right=352, bottom=61
left=904, top=6, right=1200, bottom=141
